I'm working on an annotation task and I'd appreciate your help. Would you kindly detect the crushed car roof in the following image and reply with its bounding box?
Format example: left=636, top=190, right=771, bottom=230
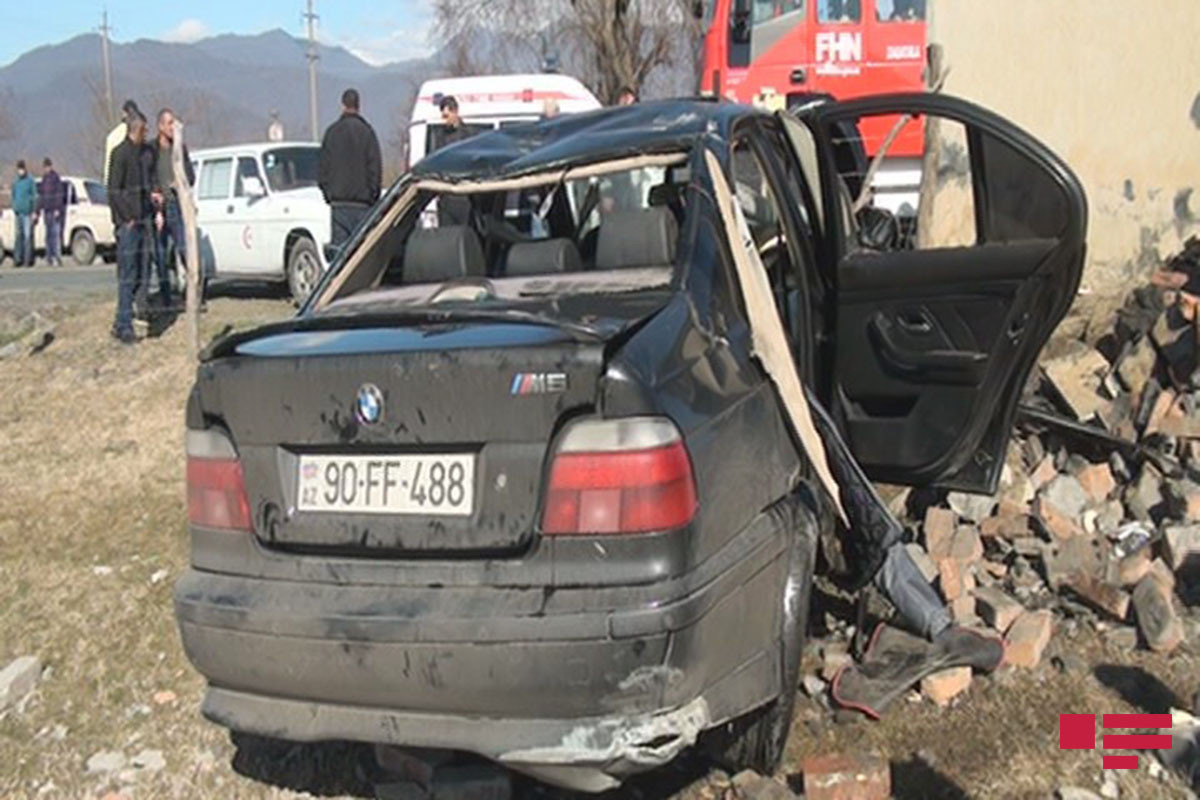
left=411, top=99, right=751, bottom=182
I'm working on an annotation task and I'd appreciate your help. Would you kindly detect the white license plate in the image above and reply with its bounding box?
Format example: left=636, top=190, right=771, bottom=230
left=297, top=454, right=475, bottom=516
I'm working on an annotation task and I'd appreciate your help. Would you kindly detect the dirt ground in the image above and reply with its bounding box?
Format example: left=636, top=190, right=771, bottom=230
left=0, top=291, right=1196, bottom=799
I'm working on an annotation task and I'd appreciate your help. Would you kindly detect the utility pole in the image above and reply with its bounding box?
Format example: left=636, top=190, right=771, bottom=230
left=99, top=9, right=114, bottom=125
left=304, top=0, right=320, bottom=141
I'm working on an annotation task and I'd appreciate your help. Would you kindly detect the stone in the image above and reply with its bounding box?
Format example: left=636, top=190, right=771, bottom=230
left=1164, top=525, right=1200, bottom=572
left=947, top=492, right=996, bottom=523
left=1042, top=475, right=1091, bottom=518
left=924, top=507, right=957, bottom=559
left=86, top=751, right=127, bottom=774
left=1057, top=788, right=1103, bottom=800
left=1117, top=335, right=1156, bottom=394
left=1099, top=773, right=1120, bottom=799
left=1126, top=464, right=1165, bottom=522
left=951, top=593, right=977, bottom=624
left=821, top=648, right=853, bottom=682
left=1163, top=480, right=1200, bottom=521
left=1132, top=574, right=1184, bottom=653
left=0, top=656, right=41, bottom=711
left=152, top=690, right=176, bottom=706
left=430, top=763, right=512, bottom=800
left=1142, top=386, right=1177, bottom=436
left=0, top=312, right=54, bottom=360
left=130, top=749, right=165, bottom=772
left=1033, top=495, right=1085, bottom=541
left=1005, top=611, right=1054, bottom=668
left=802, top=674, right=827, bottom=698
left=1067, top=573, right=1131, bottom=620
left=1104, top=625, right=1139, bottom=650
left=905, top=543, right=939, bottom=583
left=801, top=751, right=890, bottom=800
left=1146, top=557, right=1177, bottom=590
left=973, top=586, right=1025, bottom=632
left=1076, top=463, right=1117, bottom=503
left=921, top=666, right=972, bottom=707
left=1114, top=548, right=1152, bottom=587
left=731, top=770, right=797, bottom=799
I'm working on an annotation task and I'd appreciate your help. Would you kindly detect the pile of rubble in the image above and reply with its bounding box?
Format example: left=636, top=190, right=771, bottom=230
left=858, top=239, right=1200, bottom=708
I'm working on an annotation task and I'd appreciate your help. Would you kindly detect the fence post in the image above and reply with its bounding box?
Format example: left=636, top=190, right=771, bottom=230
left=170, top=120, right=201, bottom=363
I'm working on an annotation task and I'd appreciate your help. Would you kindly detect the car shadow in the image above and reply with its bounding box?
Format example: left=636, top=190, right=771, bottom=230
left=229, top=734, right=376, bottom=798
left=206, top=279, right=290, bottom=301
left=229, top=733, right=717, bottom=799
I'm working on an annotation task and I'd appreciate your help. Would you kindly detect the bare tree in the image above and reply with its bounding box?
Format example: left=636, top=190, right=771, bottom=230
left=432, top=0, right=703, bottom=103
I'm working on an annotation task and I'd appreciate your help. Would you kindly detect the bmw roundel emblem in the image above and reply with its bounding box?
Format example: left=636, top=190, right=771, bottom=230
left=355, top=383, right=384, bottom=425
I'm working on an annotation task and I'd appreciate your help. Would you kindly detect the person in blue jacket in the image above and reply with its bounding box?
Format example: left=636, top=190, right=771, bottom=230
left=11, top=160, right=37, bottom=267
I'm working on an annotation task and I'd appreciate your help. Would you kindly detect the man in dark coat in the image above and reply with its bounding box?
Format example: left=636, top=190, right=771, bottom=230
left=107, top=115, right=154, bottom=344
left=37, top=158, right=66, bottom=266
left=318, top=88, right=381, bottom=247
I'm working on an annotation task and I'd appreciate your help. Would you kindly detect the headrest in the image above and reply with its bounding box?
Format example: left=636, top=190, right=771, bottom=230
left=595, top=207, right=678, bottom=270
left=404, top=226, right=485, bottom=284
left=505, top=238, right=582, bottom=277
left=648, top=183, right=682, bottom=209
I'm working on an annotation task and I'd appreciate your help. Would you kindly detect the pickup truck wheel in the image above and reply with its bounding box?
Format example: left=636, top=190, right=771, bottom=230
left=71, top=229, right=96, bottom=265
left=286, top=236, right=320, bottom=304
left=703, top=497, right=818, bottom=775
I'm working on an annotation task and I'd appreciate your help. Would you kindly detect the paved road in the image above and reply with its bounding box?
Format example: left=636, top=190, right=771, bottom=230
left=0, top=261, right=114, bottom=296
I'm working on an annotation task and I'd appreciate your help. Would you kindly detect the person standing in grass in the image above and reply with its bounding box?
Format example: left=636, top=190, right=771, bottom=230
left=11, top=160, right=37, bottom=267
left=38, top=158, right=66, bottom=267
left=107, top=115, right=154, bottom=344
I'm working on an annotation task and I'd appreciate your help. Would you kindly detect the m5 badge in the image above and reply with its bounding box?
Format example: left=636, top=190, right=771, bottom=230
left=510, top=372, right=568, bottom=395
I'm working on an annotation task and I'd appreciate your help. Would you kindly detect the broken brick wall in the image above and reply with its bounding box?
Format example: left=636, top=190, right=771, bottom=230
left=928, top=0, right=1200, bottom=308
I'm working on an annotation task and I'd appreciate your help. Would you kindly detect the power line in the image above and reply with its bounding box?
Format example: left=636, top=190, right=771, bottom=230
left=304, top=0, right=320, bottom=141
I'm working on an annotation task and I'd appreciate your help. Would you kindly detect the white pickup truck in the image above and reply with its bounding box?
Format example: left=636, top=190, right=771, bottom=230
left=0, top=176, right=116, bottom=265
left=190, top=142, right=332, bottom=301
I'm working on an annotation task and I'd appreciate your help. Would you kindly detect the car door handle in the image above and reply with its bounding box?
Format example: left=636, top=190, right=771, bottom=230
left=869, top=313, right=988, bottom=386
left=226, top=205, right=234, bottom=214
left=897, top=311, right=933, bottom=334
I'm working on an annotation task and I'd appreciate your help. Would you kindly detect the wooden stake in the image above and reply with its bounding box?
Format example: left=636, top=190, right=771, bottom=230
left=170, top=120, right=201, bottom=363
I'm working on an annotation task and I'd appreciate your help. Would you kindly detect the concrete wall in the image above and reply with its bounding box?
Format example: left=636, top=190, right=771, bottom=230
left=929, top=0, right=1200, bottom=302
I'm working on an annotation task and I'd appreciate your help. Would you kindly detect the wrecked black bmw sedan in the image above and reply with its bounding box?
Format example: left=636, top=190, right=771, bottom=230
left=175, top=95, right=1086, bottom=791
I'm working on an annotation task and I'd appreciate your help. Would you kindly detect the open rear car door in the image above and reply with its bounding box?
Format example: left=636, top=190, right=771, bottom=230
left=782, top=94, right=1087, bottom=493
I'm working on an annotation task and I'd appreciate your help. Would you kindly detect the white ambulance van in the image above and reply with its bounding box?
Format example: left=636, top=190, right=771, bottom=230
left=407, top=74, right=602, bottom=167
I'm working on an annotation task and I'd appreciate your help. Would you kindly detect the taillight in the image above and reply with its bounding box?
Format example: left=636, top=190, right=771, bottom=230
left=186, top=429, right=252, bottom=532
left=541, top=417, right=697, bottom=535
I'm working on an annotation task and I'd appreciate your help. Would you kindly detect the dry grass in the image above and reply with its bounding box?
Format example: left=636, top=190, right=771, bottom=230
left=0, top=294, right=1195, bottom=799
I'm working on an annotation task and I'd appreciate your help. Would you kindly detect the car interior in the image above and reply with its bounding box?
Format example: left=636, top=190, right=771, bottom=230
left=368, top=164, right=692, bottom=291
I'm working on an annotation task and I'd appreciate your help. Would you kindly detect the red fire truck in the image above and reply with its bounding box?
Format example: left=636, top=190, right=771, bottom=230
left=701, top=0, right=927, bottom=214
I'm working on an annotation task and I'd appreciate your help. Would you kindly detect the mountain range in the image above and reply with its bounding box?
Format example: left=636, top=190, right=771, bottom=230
left=0, top=29, right=440, bottom=179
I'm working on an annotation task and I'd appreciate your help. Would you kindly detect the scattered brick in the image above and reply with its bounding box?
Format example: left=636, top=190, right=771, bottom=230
left=1005, top=611, right=1054, bottom=669
left=1075, top=463, right=1117, bottom=503
left=1164, top=525, right=1200, bottom=572
left=921, top=667, right=972, bottom=707
left=949, top=526, right=984, bottom=565
left=731, top=770, right=797, bottom=800
left=1132, top=574, right=1185, bottom=654
left=1033, top=495, right=1085, bottom=541
left=1067, top=572, right=1131, bottom=620
left=973, top=586, right=1024, bottom=632
left=1114, top=547, right=1152, bottom=587
left=938, top=558, right=968, bottom=601
left=802, top=751, right=891, bottom=800
left=924, top=507, right=956, bottom=559
left=1030, top=455, right=1059, bottom=490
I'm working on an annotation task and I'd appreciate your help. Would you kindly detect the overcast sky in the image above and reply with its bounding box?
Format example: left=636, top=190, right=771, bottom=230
left=0, top=1, right=435, bottom=68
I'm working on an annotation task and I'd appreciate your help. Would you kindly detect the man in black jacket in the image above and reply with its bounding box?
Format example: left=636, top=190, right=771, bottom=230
left=107, top=114, right=154, bottom=344
left=318, top=88, right=381, bottom=246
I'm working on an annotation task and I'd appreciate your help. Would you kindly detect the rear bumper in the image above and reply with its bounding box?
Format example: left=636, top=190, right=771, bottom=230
left=174, top=511, right=790, bottom=790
